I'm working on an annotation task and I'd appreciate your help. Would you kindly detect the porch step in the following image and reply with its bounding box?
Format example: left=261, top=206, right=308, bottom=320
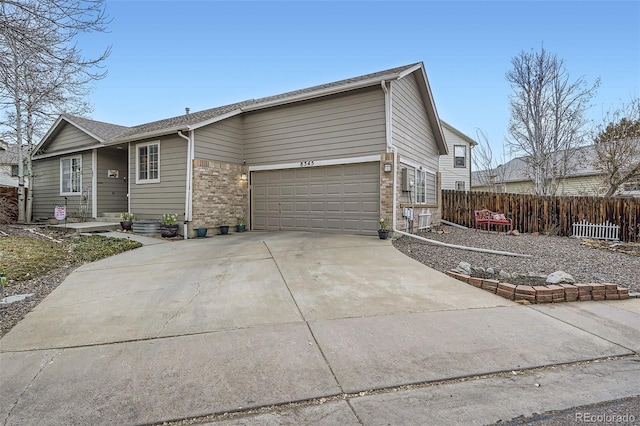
left=99, top=212, right=124, bottom=221
left=48, top=221, right=121, bottom=234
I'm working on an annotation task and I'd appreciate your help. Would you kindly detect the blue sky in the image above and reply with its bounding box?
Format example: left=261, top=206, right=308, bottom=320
left=81, top=0, right=640, bottom=157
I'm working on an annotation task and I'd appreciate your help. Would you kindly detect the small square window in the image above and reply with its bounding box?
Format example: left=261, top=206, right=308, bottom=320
left=454, top=145, right=466, bottom=168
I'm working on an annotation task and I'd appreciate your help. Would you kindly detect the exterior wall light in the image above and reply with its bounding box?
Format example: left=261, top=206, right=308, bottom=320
left=384, top=163, right=392, bottom=173
left=241, top=172, right=248, bottom=181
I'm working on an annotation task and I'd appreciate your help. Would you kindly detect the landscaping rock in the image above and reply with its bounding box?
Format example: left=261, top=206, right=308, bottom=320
left=546, top=271, right=575, bottom=284
left=457, top=261, right=472, bottom=275
left=499, top=270, right=511, bottom=279
left=511, top=230, right=521, bottom=236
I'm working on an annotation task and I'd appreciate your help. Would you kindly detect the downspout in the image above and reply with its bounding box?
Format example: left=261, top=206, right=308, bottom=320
left=382, top=82, right=530, bottom=258
left=127, top=143, right=131, bottom=213
left=92, top=148, right=98, bottom=218
left=178, top=130, right=193, bottom=239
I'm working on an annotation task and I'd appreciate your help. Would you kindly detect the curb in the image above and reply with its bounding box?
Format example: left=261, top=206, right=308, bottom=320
left=445, top=271, right=638, bottom=303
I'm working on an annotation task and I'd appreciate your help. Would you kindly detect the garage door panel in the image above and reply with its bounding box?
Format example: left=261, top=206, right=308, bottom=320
left=343, top=182, right=363, bottom=194
left=310, top=184, right=325, bottom=195
left=294, top=217, right=310, bottom=228
left=253, top=163, right=379, bottom=235
left=294, top=185, right=309, bottom=196
left=326, top=201, right=342, bottom=213
left=309, top=168, right=326, bottom=178
left=361, top=182, right=380, bottom=194
left=361, top=201, right=380, bottom=214
left=326, top=183, right=342, bottom=195
left=342, top=201, right=362, bottom=213
left=294, top=201, right=310, bottom=212
left=309, top=218, right=326, bottom=230
left=266, top=201, right=281, bottom=213
left=280, top=169, right=296, bottom=180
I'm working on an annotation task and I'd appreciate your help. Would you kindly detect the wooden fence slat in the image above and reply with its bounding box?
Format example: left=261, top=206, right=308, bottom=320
left=441, top=190, right=639, bottom=243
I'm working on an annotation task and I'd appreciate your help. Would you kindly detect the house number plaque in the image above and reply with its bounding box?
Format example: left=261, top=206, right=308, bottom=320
left=300, top=161, right=315, bottom=167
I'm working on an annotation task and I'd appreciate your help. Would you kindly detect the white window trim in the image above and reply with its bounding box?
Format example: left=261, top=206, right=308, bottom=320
left=60, top=155, right=82, bottom=196
left=413, top=167, right=437, bottom=205
left=136, top=141, right=160, bottom=184
left=454, top=145, right=466, bottom=168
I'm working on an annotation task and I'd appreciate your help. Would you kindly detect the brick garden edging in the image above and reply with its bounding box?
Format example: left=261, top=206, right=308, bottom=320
left=446, top=271, right=633, bottom=303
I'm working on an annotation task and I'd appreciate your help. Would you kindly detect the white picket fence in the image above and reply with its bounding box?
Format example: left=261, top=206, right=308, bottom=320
left=571, top=220, right=620, bottom=241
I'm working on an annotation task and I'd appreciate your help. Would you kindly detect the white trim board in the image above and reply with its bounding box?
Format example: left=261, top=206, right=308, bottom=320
left=249, top=155, right=382, bottom=172
left=399, top=157, right=437, bottom=175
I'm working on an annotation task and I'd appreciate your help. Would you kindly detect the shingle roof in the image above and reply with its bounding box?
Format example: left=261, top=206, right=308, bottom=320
left=113, top=63, right=421, bottom=142
left=53, top=63, right=423, bottom=145
left=472, top=144, right=603, bottom=186
left=60, top=114, right=130, bottom=142
left=112, top=100, right=256, bottom=140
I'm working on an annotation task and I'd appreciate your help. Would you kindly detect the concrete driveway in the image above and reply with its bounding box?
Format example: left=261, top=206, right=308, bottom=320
left=1, top=232, right=639, bottom=425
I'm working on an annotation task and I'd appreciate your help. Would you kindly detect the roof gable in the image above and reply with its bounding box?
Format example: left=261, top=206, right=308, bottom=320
left=402, top=65, right=448, bottom=155
left=35, top=115, right=130, bottom=156
left=441, top=121, right=478, bottom=146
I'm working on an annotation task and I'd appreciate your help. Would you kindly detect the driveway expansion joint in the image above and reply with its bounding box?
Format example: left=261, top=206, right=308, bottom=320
left=152, top=355, right=638, bottom=426
left=156, top=281, right=202, bottom=338
left=526, top=304, right=639, bottom=355
left=2, top=349, right=63, bottom=426
left=262, top=240, right=346, bottom=395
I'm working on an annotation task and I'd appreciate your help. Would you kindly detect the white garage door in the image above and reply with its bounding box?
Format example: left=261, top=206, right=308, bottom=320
left=252, top=162, right=380, bottom=235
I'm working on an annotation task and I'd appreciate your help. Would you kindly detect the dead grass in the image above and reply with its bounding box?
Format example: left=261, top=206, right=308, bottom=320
left=0, top=236, right=68, bottom=281
left=0, top=229, right=142, bottom=283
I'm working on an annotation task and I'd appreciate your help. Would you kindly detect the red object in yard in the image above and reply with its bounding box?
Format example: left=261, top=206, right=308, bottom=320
left=474, top=209, right=513, bottom=234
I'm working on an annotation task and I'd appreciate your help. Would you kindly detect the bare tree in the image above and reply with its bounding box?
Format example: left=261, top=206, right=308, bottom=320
left=0, top=0, right=110, bottom=222
left=472, top=129, right=510, bottom=193
left=506, top=46, right=599, bottom=196
left=592, top=98, right=640, bottom=198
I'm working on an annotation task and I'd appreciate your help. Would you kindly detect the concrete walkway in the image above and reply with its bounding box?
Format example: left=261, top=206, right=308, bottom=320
left=1, top=232, right=638, bottom=425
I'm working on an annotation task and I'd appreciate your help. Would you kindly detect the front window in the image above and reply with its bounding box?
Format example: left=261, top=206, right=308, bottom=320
left=60, top=156, right=82, bottom=195
left=454, top=145, right=466, bottom=168
left=137, top=142, right=160, bottom=183
left=415, top=169, right=426, bottom=203
left=415, top=169, right=437, bottom=204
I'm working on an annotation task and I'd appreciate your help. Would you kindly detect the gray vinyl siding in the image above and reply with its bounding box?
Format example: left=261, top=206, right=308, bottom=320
left=96, top=148, right=128, bottom=214
left=32, top=151, right=94, bottom=220
left=129, top=135, right=187, bottom=221
left=46, top=122, right=99, bottom=152
left=440, top=126, right=471, bottom=191
left=243, top=87, right=386, bottom=165
left=194, top=115, right=243, bottom=163
left=391, top=74, right=439, bottom=172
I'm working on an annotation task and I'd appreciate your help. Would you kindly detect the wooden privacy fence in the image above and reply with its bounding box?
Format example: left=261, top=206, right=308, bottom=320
left=441, top=190, right=640, bottom=243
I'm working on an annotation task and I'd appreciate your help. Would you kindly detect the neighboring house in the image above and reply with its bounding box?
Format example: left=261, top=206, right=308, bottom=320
left=439, top=121, right=477, bottom=191
left=0, top=140, right=29, bottom=189
left=33, top=62, right=450, bottom=236
left=471, top=144, right=640, bottom=197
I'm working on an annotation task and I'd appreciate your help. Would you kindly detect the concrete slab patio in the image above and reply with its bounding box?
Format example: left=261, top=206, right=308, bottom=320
left=1, top=231, right=639, bottom=425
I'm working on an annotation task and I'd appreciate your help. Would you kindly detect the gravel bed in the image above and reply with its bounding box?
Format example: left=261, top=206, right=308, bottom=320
left=0, top=265, right=77, bottom=337
left=392, top=226, right=640, bottom=292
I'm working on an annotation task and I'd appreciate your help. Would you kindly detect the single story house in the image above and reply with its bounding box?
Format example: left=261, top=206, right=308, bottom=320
left=471, top=144, right=640, bottom=197
left=33, top=62, right=468, bottom=237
